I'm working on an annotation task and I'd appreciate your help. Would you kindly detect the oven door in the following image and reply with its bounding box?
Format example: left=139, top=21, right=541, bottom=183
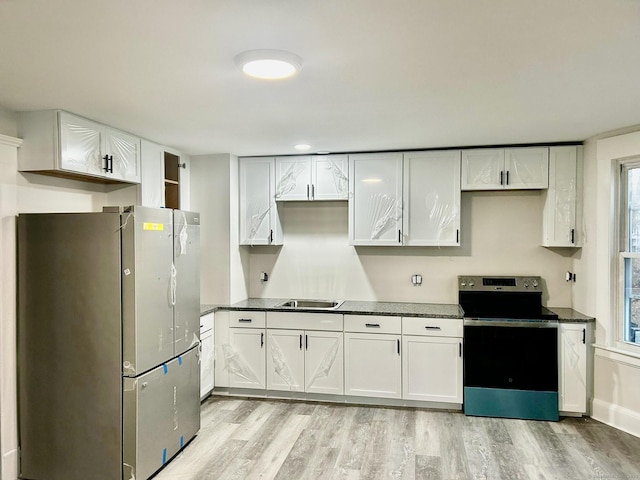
left=463, top=321, right=559, bottom=421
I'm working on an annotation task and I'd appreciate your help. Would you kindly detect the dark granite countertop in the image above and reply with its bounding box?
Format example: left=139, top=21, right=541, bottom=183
left=548, top=307, right=596, bottom=323
left=201, top=299, right=594, bottom=323
left=202, top=298, right=462, bottom=318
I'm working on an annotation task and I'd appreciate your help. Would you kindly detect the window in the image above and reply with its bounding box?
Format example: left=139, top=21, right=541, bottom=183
left=620, top=162, right=640, bottom=348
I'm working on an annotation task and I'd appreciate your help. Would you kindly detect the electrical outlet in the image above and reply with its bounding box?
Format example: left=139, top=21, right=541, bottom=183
left=411, top=274, right=422, bottom=286
left=260, top=272, right=268, bottom=282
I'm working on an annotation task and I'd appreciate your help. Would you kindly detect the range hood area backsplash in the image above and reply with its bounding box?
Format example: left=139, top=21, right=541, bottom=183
left=247, top=191, right=574, bottom=307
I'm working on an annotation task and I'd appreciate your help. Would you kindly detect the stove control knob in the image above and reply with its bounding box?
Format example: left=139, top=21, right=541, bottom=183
left=524, top=281, right=530, bottom=288
left=460, top=280, right=467, bottom=287
left=532, top=280, right=539, bottom=288
left=469, top=280, right=475, bottom=287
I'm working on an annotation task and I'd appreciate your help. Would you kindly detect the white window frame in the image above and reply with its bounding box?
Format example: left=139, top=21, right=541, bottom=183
left=616, top=158, right=640, bottom=353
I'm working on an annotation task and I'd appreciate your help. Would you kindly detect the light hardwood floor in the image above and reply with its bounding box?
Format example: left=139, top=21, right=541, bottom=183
left=154, top=396, right=640, bottom=480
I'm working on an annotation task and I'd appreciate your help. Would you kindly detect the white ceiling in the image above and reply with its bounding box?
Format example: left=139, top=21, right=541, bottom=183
left=1, top=0, right=639, bottom=156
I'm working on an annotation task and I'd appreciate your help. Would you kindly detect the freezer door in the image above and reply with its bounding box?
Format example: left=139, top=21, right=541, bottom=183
left=173, top=210, right=201, bottom=356
left=17, top=213, right=122, bottom=480
left=172, top=345, right=201, bottom=452
left=122, top=206, right=175, bottom=375
left=123, top=362, right=176, bottom=480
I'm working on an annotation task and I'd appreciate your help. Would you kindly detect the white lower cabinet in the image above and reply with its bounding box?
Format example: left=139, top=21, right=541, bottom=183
left=266, top=312, right=344, bottom=395
left=228, top=327, right=266, bottom=389
left=200, top=313, right=214, bottom=399
left=344, top=332, right=401, bottom=399
left=266, top=329, right=305, bottom=392
left=559, top=323, right=588, bottom=414
left=266, top=329, right=344, bottom=395
left=402, top=317, right=463, bottom=404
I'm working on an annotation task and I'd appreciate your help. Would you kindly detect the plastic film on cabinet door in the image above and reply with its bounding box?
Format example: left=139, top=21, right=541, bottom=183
left=328, top=159, right=348, bottom=196
left=275, top=160, right=306, bottom=198
left=269, top=334, right=299, bottom=389
left=425, top=192, right=459, bottom=245
left=369, top=193, right=401, bottom=240
left=307, top=338, right=340, bottom=388
left=222, top=343, right=262, bottom=384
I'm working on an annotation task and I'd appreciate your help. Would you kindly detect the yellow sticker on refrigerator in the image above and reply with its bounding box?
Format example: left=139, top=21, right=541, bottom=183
left=143, top=222, right=164, bottom=231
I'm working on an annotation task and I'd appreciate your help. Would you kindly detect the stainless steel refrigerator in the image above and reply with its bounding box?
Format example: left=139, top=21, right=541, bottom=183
left=17, top=206, right=201, bottom=480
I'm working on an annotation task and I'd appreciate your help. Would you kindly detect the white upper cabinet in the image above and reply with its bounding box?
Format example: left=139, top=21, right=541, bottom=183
left=139, top=140, right=165, bottom=208
left=59, top=113, right=103, bottom=176
left=103, top=126, right=141, bottom=183
left=239, top=157, right=282, bottom=246
left=18, top=110, right=141, bottom=184
left=312, top=155, right=349, bottom=200
left=349, top=152, right=403, bottom=246
left=403, top=150, right=461, bottom=246
left=505, top=147, right=549, bottom=189
left=461, top=147, right=548, bottom=190
left=275, top=155, right=348, bottom=201
left=275, top=156, right=312, bottom=201
left=543, top=146, right=582, bottom=247
left=461, top=149, right=504, bottom=190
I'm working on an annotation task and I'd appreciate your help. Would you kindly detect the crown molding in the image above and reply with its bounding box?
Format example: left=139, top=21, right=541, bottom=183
left=0, top=133, right=23, bottom=148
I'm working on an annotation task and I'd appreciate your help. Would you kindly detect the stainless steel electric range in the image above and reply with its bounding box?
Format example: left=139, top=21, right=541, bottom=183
left=459, top=275, right=559, bottom=421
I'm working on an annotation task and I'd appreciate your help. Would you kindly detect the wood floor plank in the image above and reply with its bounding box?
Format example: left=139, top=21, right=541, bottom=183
left=274, top=427, right=320, bottom=479
left=414, top=410, right=441, bottom=457
left=437, top=412, right=472, bottom=480
left=154, top=397, right=640, bottom=480
left=414, top=455, right=442, bottom=480
left=245, top=413, right=310, bottom=479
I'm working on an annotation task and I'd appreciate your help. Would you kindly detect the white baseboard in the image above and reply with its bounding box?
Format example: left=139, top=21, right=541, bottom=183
left=592, top=398, right=640, bottom=439
left=2, top=448, right=18, bottom=480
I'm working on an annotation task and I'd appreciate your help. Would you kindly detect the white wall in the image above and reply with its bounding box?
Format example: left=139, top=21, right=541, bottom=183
left=248, top=190, right=573, bottom=306
left=190, top=154, right=232, bottom=304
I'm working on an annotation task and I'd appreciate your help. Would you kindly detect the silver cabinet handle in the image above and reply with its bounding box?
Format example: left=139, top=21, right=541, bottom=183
left=425, top=326, right=441, bottom=330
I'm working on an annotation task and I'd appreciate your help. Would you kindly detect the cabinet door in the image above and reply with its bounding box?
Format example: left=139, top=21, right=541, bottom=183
left=543, top=146, right=578, bottom=246
left=403, top=150, right=461, bottom=246
left=59, top=111, right=104, bottom=176
left=239, top=157, right=281, bottom=245
left=266, top=329, right=305, bottom=392
left=104, top=127, right=141, bottom=183
left=228, top=328, right=266, bottom=389
left=140, top=140, right=165, bottom=207
left=200, top=329, right=214, bottom=399
left=349, top=153, right=403, bottom=245
left=505, top=147, right=548, bottom=189
left=275, top=156, right=312, bottom=201
left=559, top=323, right=587, bottom=413
left=402, top=336, right=463, bottom=403
left=312, top=154, right=349, bottom=200
left=344, top=333, right=401, bottom=399
left=305, top=331, right=344, bottom=394
left=461, top=149, right=504, bottom=190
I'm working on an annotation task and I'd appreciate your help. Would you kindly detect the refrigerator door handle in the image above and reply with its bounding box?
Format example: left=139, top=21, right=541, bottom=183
left=170, top=263, right=177, bottom=306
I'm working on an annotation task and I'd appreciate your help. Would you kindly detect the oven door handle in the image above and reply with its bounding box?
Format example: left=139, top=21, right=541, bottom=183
left=464, top=318, right=559, bottom=328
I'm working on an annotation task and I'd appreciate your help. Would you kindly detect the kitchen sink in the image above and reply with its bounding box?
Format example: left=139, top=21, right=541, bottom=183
left=276, top=299, right=344, bottom=310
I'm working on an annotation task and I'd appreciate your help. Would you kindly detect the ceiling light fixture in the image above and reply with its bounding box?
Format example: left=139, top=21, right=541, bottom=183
left=234, top=49, right=303, bottom=80
left=294, top=144, right=311, bottom=151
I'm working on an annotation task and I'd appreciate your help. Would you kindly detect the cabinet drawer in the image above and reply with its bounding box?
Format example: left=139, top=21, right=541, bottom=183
left=402, top=317, right=463, bottom=337
left=344, top=315, right=401, bottom=334
left=267, top=312, right=343, bottom=331
left=229, top=311, right=266, bottom=328
left=200, top=312, right=214, bottom=333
